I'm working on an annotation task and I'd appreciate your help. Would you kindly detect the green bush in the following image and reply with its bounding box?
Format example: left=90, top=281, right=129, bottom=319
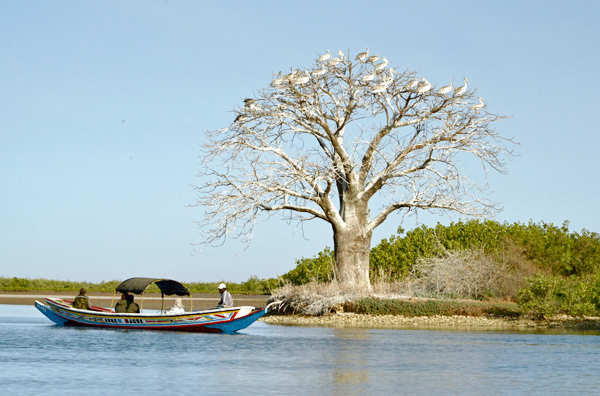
left=282, top=247, right=335, bottom=285
left=352, top=298, right=521, bottom=317
left=518, top=273, right=600, bottom=317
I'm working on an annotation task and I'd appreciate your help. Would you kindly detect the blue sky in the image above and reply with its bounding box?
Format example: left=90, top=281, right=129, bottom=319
left=1, top=1, right=599, bottom=283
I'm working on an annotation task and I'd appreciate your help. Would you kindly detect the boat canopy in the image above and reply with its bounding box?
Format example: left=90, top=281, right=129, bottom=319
left=115, top=278, right=190, bottom=296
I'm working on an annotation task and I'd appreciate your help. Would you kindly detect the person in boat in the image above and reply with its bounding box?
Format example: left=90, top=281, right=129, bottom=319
left=217, top=283, right=233, bottom=308
left=168, top=298, right=185, bottom=314
left=114, top=293, right=129, bottom=313
left=126, top=294, right=140, bottom=313
left=73, top=288, right=90, bottom=310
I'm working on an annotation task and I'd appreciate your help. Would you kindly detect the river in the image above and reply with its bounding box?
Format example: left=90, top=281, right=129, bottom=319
left=2, top=304, right=599, bottom=395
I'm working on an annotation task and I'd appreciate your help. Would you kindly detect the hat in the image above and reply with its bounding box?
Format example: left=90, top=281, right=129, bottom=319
left=218, top=283, right=227, bottom=289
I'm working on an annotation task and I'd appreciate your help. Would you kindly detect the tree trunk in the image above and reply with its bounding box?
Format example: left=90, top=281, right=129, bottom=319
left=334, top=229, right=372, bottom=288
left=332, top=199, right=372, bottom=289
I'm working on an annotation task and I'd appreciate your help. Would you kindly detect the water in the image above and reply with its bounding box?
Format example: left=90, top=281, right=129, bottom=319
left=2, top=305, right=600, bottom=395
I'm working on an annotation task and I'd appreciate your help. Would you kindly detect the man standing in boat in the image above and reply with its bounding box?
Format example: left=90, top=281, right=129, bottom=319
left=73, top=288, right=90, bottom=310
left=217, top=283, right=233, bottom=308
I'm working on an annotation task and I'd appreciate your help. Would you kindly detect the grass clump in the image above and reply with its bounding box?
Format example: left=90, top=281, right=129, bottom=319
left=352, top=298, right=521, bottom=317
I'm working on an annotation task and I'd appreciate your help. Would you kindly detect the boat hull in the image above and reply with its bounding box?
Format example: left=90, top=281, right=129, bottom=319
left=35, top=298, right=269, bottom=333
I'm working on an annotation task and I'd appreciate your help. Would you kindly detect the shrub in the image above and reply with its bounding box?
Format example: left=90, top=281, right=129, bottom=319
left=518, top=273, right=600, bottom=317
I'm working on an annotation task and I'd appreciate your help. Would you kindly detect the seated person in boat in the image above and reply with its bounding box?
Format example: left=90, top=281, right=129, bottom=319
left=168, top=298, right=185, bottom=314
left=126, top=294, right=140, bottom=313
left=73, top=288, right=90, bottom=310
left=114, top=293, right=129, bottom=313
left=217, top=283, right=233, bottom=308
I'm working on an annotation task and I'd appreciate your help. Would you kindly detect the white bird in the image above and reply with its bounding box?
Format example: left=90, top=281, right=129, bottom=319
left=471, top=97, right=486, bottom=111
left=361, top=72, right=376, bottom=82
left=403, top=76, right=418, bottom=90
left=329, top=57, right=343, bottom=66
left=381, top=69, right=395, bottom=84
left=271, top=72, right=284, bottom=86
left=416, top=77, right=432, bottom=94
left=454, top=77, right=469, bottom=96
left=355, top=47, right=369, bottom=62
left=338, top=50, right=345, bottom=58
left=293, top=70, right=310, bottom=85
left=243, top=98, right=257, bottom=107
left=312, top=68, right=327, bottom=76
left=317, top=50, right=331, bottom=63
left=366, top=53, right=379, bottom=63
left=374, top=57, right=390, bottom=71
left=437, top=82, right=453, bottom=95
left=234, top=114, right=247, bottom=123
left=284, top=69, right=298, bottom=81
left=371, top=81, right=388, bottom=94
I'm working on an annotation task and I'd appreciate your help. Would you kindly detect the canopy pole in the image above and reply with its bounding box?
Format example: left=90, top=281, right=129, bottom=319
left=190, top=294, right=193, bottom=312
left=110, top=291, right=116, bottom=311
left=141, top=292, right=144, bottom=313
left=161, top=292, right=164, bottom=313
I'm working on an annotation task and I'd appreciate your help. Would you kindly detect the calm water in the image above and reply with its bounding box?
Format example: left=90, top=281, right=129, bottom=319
left=2, top=305, right=600, bottom=396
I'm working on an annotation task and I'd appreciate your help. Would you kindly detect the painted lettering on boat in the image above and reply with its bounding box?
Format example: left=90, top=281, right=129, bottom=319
left=124, top=319, right=145, bottom=324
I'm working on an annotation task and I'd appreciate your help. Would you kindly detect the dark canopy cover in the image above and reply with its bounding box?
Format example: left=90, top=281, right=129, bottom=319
left=116, top=278, right=190, bottom=296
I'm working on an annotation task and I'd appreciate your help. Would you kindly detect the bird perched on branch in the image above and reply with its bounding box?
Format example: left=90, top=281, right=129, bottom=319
left=317, top=50, right=331, bottom=63
left=243, top=98, right=257, bottom=107
left=355, top=47, right=369, bottom=62
left=454, top=77, right=469, bottom=96
left=366, top=53, right=379, bottom=63
left=437, top=82, right=453, bottom=95
left=403, top=76, right=418, bottom=90
left=416, top=77, right=432, bottom=94
left=471, top=97, right=486, bottom=112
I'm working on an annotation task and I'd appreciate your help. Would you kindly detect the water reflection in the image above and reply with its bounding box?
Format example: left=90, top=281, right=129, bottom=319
left=331, top=329, right=370, bottom=393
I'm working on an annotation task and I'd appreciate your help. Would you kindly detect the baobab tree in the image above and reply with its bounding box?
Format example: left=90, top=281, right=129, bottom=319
left=193, top=48, right=514, bottom=289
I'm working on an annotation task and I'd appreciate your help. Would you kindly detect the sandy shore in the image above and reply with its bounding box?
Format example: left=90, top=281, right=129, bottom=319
left=260, top=312, right=600, bottom=330
left=0, top=291, right=270, bottom=310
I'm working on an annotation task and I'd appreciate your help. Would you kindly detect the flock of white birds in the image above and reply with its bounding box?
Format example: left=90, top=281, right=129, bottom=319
left=235, top=48, right=486, bottom=123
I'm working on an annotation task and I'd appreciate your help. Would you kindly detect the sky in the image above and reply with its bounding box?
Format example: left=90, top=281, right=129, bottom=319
left=1, top=1, right=599, bottom=283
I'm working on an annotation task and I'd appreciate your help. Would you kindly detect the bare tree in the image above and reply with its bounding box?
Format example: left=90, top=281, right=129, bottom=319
left=193, top=48, right=514, bottom=288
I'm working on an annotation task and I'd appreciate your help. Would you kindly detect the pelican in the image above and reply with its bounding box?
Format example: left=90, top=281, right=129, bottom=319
left=471, top=97, right=486, bottom=111
left=312, top=68, right=327, bottom=76
left=293, top=70, right=310, bottom=85
left=366, top=53, right=379, bottom=63
left=243, top=98, right=257, bottom=107
left=338, top=50, right=345, bottom=58
left=403, top=76, right=418, bottom=90
left=374, top=57, right=390, bottom=71
left=355, top=47, right=369, bottom=62
left=416, top=77, right=432, bottom=94
left=271, top=72, right=284, bottom=86
left=371, top=81, right=388, bottom=94
left=284, top=69, right=298, bottom=81
left=329, top=57, right=343, bottom=66
left=317, top=50, right=331, bottom=63
left=361, top=72, right=376, bottom=82
left=381, top=69, right=395, bottom=84
left=454, top=77, right=469, bottom=96
left=437, top=82, right=453, bottom=95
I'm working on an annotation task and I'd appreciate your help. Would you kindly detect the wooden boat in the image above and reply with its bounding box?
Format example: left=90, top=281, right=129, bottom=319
left=34, top=277, right=279, bottom=333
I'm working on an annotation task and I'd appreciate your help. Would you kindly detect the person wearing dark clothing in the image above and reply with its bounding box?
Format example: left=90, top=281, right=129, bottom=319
left=126, top=294, right=140, bottom=313
left=73, top=288, right=90, bottom=310
left=114, top=293, right=128, bottom=313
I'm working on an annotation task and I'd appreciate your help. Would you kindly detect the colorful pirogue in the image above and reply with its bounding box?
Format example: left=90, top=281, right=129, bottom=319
left=35, top=277, right=280, bottom=333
